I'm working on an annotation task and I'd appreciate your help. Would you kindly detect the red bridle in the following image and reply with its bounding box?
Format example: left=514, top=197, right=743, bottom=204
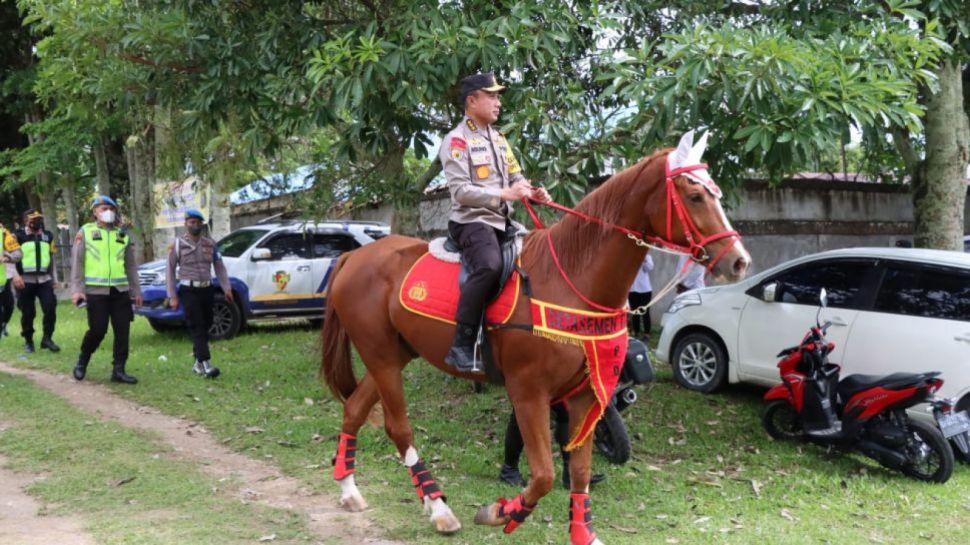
left=521, top=162, right=741, bottom=313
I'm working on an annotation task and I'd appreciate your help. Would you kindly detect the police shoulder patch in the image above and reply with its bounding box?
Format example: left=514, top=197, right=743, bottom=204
left=450, top=136, right=467, bottom=150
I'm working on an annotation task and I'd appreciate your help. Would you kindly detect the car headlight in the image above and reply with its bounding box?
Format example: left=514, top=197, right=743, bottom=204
left=667, top=291, right=702, bottom=314
left=152, top=272, right=167, bottom=286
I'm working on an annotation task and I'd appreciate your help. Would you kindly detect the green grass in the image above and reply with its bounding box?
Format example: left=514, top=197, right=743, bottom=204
left=2, top=302, right=969, bottom=544
left=0, top=371, right=313, bottom=545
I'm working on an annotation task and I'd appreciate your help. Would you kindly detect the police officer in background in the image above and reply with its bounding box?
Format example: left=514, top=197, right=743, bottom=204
left=15, top=209, right=61, bottom=353
left=0, top=221, right=23, bottom=341
left=165, top=208, right=231, bottom=378
left=70, top=196, right=142, bottom=384
left=439, top=71, right=550, bottom=371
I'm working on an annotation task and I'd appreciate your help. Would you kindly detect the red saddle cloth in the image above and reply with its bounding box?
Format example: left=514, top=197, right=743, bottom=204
left=399, top=252, right=521, bottom=325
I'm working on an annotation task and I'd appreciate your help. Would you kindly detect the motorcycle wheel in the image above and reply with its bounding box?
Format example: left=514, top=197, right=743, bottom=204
left=901, top=419, right=954, bottom=483
left=593, top=405, right=631, bottom=464
left=762, top=400, right=804, bottom=441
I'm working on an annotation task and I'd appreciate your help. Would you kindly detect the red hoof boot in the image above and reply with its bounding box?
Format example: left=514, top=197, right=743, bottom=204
left=569, top=493, right=597, bottom=545
left=498, top=493, right=535, bottom=534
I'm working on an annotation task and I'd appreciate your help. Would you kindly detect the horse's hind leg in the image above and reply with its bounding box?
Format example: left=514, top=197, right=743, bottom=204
left=368, top=363, right=461, bottom=534
left=333, top=372, right=380, bottom=512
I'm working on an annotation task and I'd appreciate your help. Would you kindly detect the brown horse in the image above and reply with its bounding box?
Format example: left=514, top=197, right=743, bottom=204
left=320, top=132, right=751, bottom=544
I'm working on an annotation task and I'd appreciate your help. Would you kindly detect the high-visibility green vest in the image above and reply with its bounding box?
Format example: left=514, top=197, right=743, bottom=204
left=20, top=233, right=52, bottom=274
left=0, top=227, right=6, bottom=279
left=82, top=223, right=129, bottom=287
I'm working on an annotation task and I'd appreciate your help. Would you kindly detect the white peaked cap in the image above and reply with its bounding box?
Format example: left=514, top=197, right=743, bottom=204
left=667, top=130, right=721, bottom=198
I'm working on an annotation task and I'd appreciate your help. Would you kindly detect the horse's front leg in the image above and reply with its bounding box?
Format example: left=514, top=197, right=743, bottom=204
left=373, top=367, right=461, bottom=534
left=474, top=395, right=553, bottom=533
left=565, top=390, right=605, bottom=545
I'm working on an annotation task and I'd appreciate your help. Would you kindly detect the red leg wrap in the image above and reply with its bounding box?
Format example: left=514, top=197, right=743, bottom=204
left=332, top=432, right=356, bottom=480
left=407, top=460, right=444, bottom=501
left=569, top=493, right=597, bottom=545
left=498, top=493, right=536, bottom=534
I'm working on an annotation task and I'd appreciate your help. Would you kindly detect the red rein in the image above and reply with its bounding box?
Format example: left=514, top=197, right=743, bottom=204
left=522, top=162, right=740, bottom=312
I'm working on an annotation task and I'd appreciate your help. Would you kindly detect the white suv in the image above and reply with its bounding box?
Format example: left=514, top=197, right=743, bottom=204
left=135, top=219, right=389, bottom=338
left=656, top=247, right=970, bottom=416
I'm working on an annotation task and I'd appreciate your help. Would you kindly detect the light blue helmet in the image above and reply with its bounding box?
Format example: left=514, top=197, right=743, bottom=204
left=184, top=208, right=205, bottom=222
left=90, top=195, right=118, bottom=210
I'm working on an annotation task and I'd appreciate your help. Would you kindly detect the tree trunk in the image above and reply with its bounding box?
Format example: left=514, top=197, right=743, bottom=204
left=39, top=184, right=57, bottom=229
left=913, top=57, right=970, bottom=250
left=94, top=134, right=111, bottom=195
left=125, top=128, right=156, bottom=263
left=60, top=176, right=80, bottom=238
left=378, top=142, right=416, bottom=235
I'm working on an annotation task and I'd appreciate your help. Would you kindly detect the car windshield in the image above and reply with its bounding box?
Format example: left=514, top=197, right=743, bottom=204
left=217, top=229, right=269, bottom=258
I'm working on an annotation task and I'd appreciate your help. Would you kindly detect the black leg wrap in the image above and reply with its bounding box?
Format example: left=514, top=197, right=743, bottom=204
left=408, top=460, right=445, bottom=501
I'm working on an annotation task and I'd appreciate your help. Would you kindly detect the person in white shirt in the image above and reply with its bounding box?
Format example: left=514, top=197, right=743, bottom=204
left=676, top=254, right=706, bottom=293
left=628, top=254, right=654, bottom=340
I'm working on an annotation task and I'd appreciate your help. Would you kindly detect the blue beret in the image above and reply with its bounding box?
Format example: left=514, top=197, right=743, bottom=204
left=91, top=195, right=118, bottom=210
left=184, top=208, right=205, bottom=222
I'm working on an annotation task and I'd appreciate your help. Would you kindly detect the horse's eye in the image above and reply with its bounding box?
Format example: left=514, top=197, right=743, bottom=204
left=688, top=193, right=704, bottom=204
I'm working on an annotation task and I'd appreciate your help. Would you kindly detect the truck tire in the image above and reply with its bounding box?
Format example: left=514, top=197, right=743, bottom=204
left=209, top=294, right=243, bottom=340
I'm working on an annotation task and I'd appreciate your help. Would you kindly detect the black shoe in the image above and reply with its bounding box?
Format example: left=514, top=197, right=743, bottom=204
left=111, top=365, right=138, bottom=384
left=444, top=322, right=480, bottom=372
left=24, top=341, right=35, bottom=353
left=498, top=464, right=527, bottom=487
left=201, top=361, right=220, bottom=378
left=562, top=472, right=606, bottom=490
left=73, top=355, right=90, bottom=381
left=40, top=337, right=61, bottom=352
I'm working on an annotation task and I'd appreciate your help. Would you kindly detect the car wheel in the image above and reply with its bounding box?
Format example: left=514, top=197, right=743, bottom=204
left=147, top=318, right=181, bottom=333
left=209, top=294, right=243, bottom=340
left=671, top=332, right=727, bottom=393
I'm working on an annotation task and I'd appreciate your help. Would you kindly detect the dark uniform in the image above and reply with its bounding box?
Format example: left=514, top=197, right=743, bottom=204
left=15, top=210, right=60, bottom=353
left=70, top=195, right=141, bottom=384
left=165, top=208, right=230, bottom=378
left=439, top=72, right=529, bottom=371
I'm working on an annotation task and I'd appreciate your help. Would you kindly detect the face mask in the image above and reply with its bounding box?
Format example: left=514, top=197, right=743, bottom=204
left=98, top=210, right=116, bottom=224
left=187, top=225, right=203, bottom=236
left=29, top=221, right=43, bottom=231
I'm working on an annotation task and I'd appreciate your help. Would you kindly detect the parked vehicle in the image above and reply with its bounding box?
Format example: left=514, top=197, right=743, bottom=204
left=135, top=219, right=389, bottom=339
left=656, top=248, right=970, bottom=457
left=762, top=289, right=970, bottom=482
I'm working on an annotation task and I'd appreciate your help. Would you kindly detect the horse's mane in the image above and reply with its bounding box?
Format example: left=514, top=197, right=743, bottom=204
left=522, top=148, right=669, bottom=273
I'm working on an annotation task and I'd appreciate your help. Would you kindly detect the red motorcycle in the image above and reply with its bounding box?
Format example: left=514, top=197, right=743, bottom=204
left=762, top=290, right=970, bottom=483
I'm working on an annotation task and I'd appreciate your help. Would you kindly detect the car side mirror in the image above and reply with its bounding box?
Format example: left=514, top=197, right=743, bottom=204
left=760, top=282, right=778, bottom=302
left=251, top=248, right=271, bottom=261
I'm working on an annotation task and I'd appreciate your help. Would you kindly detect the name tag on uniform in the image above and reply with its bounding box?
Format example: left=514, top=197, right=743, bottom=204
left=470, top=150, right=491, bottom=166
left=91, top=230, right=102, bottom=241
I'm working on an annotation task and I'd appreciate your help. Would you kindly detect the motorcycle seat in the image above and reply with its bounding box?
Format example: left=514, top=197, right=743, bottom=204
left=838, top=371, right=940, bottom=399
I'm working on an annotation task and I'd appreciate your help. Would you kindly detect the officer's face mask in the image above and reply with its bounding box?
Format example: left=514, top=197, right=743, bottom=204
left=98, top=210, right=116, bottom=224
left=28, top=220, right=43, bottom=231
left=187, top=225, right=203, bottom=236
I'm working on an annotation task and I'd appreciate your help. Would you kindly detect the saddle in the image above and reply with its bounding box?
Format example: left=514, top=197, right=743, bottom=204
left=402, top=236, right=526, bottom=384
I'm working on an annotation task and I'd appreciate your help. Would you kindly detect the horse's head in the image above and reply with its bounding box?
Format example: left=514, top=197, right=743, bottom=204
left=645, top=131, right=750, bottom=282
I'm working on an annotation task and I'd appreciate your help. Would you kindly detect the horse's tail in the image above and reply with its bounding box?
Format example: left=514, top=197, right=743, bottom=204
left=320, top=253, right=357, bottom=402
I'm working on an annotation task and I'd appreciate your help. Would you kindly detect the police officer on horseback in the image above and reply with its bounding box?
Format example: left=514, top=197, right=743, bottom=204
left=439, top=72, right=550, bottom=371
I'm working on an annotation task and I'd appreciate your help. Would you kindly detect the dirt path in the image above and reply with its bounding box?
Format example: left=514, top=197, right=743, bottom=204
left=0, top=362, right=403, bottom=545
left=0, top=450, right=97, bottom=545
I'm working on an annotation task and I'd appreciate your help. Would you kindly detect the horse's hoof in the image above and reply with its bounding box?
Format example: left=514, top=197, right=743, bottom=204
left=339, top=493, right=368, bottom=512
left=432, top=513, right=462, bottom=534
left=473, top=503, right=504, bottom=526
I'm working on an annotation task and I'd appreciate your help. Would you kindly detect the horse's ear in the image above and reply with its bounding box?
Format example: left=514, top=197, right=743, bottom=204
left=669, top=130, right=695, bottom=170
left=688, top=131, right=709, bottom=165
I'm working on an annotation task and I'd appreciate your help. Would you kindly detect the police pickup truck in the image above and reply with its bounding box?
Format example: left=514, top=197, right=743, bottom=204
left=135, top=219, right=389, bottom=339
